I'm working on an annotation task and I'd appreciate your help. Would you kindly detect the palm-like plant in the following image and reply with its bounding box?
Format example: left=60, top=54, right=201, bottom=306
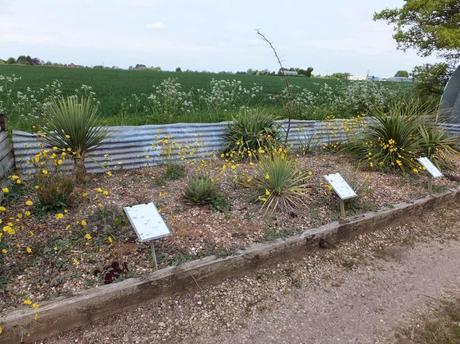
left=252, top=155, right=311, bottom=213
left=41, top=96, right=107, bottom=180
left=418, top=126, right=459, bottom=170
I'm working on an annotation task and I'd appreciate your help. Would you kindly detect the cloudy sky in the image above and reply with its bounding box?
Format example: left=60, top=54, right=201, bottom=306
left=0, top=0, right=439, bottom=77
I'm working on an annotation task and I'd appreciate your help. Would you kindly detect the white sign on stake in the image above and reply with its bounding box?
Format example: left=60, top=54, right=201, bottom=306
left=124, top=202, right=171, bottom=270
left=323, top=173, right=357, bottom=200
left=417, top=157, right=443, bottom=179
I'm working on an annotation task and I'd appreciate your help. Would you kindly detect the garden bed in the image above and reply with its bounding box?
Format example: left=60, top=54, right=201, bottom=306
left=0, top=152, right=459, bottom=315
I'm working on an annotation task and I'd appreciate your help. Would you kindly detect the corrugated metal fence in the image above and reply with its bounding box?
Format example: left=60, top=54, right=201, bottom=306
left=0, top=129, right=14, bottom=179
left=12, top=119, right=460, bottom=175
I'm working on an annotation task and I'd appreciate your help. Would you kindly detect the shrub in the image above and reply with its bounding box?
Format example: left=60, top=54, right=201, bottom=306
left=154, top=164, right=186, bottom=186
left=40, top=96, right=107, bottom=181
left=418, top=126, right=459, bottom=170
left=347, top=99, right=459, bottom=174
left=250, top=155, right=311, bottom=213
left=184, top=175, right=229, bottom=211
left=31, top=147, right=75, bottom=210
left=35, top=174, right=75, bottom=210
left=224, top=111, right=281, bottom=160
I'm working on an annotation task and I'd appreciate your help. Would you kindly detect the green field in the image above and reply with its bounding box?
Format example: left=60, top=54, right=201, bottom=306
left=0, top=64, right=412, bottom=129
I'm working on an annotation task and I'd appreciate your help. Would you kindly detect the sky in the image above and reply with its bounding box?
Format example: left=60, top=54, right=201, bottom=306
left=0, top=0, right=440, bottom=77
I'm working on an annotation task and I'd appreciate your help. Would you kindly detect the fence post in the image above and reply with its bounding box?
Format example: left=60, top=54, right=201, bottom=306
left=0, top=113, right=5, bottom=132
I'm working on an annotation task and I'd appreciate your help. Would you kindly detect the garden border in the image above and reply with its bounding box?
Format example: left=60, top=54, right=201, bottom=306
left=0, top=186, right=459, bottom=343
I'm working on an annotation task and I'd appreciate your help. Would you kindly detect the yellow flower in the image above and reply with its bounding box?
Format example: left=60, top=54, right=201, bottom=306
left=25, top=211, right=31, bottom=216
left=55, top=213, right=64, bottom=219
left=265, top=189, right=271, bottom=196
left=11, top=175, right=20, bottom=181
left=2, top=226, right=15, bottom=235
left=80, top=220, right=87, bottom=227
left=65, top=134, right=71, bottom=139
left=15, top=179, right=22, bottom=185
left=84, top=233, right=92, bottom=240
left=2, top=187, right=9, bottom=193
left=105, top=171, right=112, bottom=177
left=72, top=258, right=80, bottom=266
left=264, top=173, right=270, bottom=180
left=107, top=236, right=113, bottom=244
left=26, top=246, right=32, bottom=254
left=41, top=169, right=48, bottom=175
left=25, top=200, right=33, bottom=206
left=82, top=192, right=88, bottom=197
left=24, top=298, right=32, bottom=305
left=1, top=248, right=7, bottom=254
left=0, top=206, right=6, bottom=212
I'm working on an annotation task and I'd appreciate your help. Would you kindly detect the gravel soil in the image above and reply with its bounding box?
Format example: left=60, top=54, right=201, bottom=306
left=1, top=152, right=458, bottom=314
left=44, top=203, right=460, bottom=344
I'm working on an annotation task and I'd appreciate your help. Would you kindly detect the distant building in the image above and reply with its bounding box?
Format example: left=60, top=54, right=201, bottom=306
left=283, top=70, right=298, bottom=76
left=348, top=75, right=367, bottom=81
left=384, top=76, right=413, bottom=82
left=134, top=64, right=147, bottom=70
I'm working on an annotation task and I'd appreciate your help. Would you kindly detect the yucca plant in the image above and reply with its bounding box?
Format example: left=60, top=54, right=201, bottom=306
left=41, top=96, right=107, bottom=181
left=347, top=100, right=424, bottom=173
left=251, top=155, right=311, bottom=213
left=224, top=111, right=281, bottom=160
left=418, top=126, right=459, bottom=170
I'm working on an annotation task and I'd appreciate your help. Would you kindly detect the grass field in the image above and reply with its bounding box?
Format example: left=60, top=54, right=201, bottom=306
left=0, top=64, right=412, bottom=130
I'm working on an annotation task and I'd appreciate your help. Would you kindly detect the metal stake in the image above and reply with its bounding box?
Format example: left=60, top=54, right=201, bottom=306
left=428, top=178, right=433, bottom=194
left=150, top=241, right=158, bottom=270
left=339, top=199, right=346, bottom=219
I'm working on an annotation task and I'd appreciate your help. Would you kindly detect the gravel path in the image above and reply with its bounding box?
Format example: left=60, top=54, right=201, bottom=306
left=46, top=205, right=460, bottom=344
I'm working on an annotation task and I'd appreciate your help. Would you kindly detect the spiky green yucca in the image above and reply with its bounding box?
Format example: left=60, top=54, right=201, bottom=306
left=184, top=175, right=219, bottom=205
left=346, top=99, right=457, bottom=173
left=418, top=126, right=459, bottom=170
left=41, top=96, right=107, bottom=179
left=252, top=156, right=310, bottom=213
left=224, top=112, right=281, bottom=159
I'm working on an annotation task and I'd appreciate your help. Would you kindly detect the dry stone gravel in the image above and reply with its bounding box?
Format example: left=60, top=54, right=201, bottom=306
left=45, top=204, right=460, bottom=344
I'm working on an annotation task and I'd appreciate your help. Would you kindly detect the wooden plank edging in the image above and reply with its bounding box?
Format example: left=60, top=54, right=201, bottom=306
left=0, top=186, right=459, bottom=343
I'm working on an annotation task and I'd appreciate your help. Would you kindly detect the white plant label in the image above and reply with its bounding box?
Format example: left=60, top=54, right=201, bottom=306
left=124, top=202, right=171, bottom=242
left=417, top=157, right=443, bottom=179
left=323, top=173, right=357, bottom=200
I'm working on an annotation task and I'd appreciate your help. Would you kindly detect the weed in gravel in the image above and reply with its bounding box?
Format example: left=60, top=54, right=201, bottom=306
left=395, top=298, right=460, bottom=344
left=259, top=226, right=295, bottom=242
left=154, top=163, right=186, bottom=186
left=184, top=175, right=229, bottom=211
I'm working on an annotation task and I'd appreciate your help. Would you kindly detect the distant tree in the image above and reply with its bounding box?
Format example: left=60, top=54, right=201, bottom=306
left=412, top=63, right=452, bottom=97
left=0, top=59, right=5, bottom=64
left=394, top=70, right=409, bottom=77
left=16, top=55, right=33, bottom=64
left=374, top=0, right=460, bottom=62
left=6, top=57, right=15, bottom=64
left=175, top=67, right=182, bottom=72
left=297, top=67, right=313, bottom=78
left=31, top=57, right=41, bottom=65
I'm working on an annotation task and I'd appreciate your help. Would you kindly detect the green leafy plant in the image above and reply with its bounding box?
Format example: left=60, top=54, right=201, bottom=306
left=35, top=174, right=75, bottom=211
left=224, top=111, right=281, bottom=159
left=154, top=164, right=186, bottom=185
left=250, top=155, right=311, bottom=213
left=40, top=96, right=107, bottom=181
left=418, top=126, right=459, bottom=170
left=347, top=98, right=459, bottom=174
left=184, top=175, right=229, bottom=211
